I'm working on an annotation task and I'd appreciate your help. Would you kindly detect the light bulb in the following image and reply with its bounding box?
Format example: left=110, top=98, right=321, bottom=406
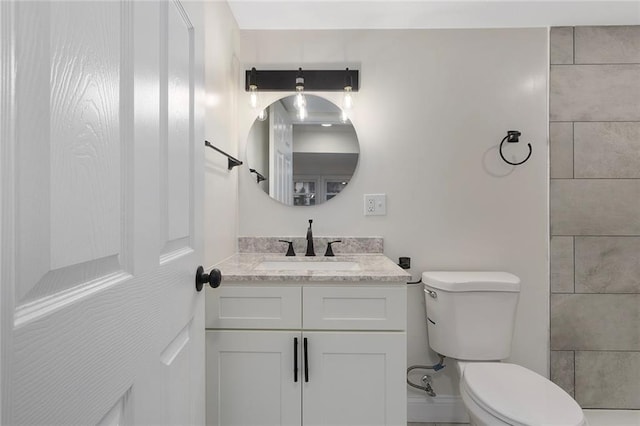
left=295, top=91, right=306, bottom=110
left=341, top=109, right=348, bottom=123
left=249, top=84, right=258, bottom=109
left=294, top=68, right=306, bottom=121
left=342, top=86, right=353, bottom=110
left=298, top=106, right=307, bottom=121
left=257, top=109, right=268, bottom=121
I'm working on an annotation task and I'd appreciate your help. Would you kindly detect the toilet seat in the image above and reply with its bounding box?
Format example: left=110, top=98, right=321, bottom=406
left=461, top=363, right=586, bottom=426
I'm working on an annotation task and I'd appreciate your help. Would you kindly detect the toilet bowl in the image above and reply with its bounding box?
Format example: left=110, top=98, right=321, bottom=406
left=422, top=271, right=586, bottom=426
left=457, top=361, right=586, bottom=426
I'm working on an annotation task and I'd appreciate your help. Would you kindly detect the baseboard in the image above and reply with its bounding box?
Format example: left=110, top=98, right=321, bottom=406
left=407, top=393, right=470, bottom=423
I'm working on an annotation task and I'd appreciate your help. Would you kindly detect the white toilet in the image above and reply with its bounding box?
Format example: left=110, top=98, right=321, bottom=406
left=422, top=271, right=586, bottom=426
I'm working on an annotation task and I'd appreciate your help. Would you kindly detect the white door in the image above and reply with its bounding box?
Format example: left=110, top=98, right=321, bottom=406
left=269, top=101, right=293, bottom=205
left=302, top=332, right=407, bottom=426
left=0, top=1, right=206, bottom=424
left=206, top=331, right=301, bottom=426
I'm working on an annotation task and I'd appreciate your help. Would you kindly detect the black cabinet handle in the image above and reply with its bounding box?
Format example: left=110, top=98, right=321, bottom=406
left=294, top=337, right=298, bottom=382
left=304, top=337, right=309, bottom=383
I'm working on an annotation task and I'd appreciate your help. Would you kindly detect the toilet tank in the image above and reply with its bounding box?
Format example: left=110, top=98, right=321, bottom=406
left=422, top=271, right=520, bottom=361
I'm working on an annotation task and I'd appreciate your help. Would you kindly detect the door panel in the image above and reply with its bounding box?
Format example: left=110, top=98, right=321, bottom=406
left=302, top=332, right=407, bottom=426
left=206, top=330, right=302, bottom=426
left=48, top=1, right=122, bottom=271
left=1, top=1, right=205, bottom=424
left=162, top=0, right=192, bottom=256
left=269, top=101, right=293, bottom=205
left=15, top=0, right=128, bottom=314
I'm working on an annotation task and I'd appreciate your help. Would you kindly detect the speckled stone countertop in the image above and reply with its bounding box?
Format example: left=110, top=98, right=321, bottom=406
left=215, top=253, right=411, bottom=283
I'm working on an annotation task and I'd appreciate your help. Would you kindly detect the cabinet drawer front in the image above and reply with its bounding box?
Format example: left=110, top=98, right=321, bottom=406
left=303, top=286, right=406, bottom=331
left=207, top=286, right=301, bottom=329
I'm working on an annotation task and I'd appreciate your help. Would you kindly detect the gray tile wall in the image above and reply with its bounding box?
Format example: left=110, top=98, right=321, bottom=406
left=549, top=26, right=640, bottom=409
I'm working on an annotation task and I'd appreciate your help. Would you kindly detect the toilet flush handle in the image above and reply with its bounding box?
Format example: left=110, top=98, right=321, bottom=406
left=424, top=288, right=437, bottom=299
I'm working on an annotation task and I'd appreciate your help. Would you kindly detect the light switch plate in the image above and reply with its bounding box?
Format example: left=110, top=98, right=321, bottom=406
left=364, top=194, right=386, bottom=216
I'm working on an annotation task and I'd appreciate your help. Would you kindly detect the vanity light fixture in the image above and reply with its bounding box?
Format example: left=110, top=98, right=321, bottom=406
left=244, top=67, right=359, bottom=122
left=244, top=68, right=359, bottom=92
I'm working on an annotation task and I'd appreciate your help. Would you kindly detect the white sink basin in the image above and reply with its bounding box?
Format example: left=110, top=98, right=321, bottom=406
left=255, top=260, right=361, bottom=272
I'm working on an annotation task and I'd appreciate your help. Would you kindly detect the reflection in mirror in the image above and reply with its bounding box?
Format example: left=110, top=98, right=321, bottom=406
left=246, top=94, right=359, bottom=206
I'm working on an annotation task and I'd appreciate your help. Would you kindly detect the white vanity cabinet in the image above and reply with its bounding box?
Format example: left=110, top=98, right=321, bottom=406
left=206, top=283, right=407, bottom=426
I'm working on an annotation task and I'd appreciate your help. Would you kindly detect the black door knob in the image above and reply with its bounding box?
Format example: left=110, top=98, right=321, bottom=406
left=195, top=265, right=222, bottom=292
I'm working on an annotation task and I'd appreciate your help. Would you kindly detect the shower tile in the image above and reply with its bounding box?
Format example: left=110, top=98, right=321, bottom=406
left=575, top=122, right=640, bottom=178
left=550, top=65, right=640, bottom=121
left=551, top=294, right=640, bottom=351
left=575, top=26, right=640, bottom=64
left=550, top=179, right=640, bottom=236
left=550, top=122, right=573, bottom=179
left=576, top=351, right=640, bottom=409
left=551, top=350, right=575, bottom=397
left=575, top=237, right=640, bottom=293
left=551, top=236, right=574, bottom=293
left=551, top=27, right=574, bottom=65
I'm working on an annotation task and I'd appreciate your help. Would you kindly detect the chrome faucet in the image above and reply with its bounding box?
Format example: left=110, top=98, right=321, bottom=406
left=305, top=219, right=315, bottom=256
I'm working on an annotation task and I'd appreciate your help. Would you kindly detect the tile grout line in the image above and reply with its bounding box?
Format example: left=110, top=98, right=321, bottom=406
left=572, top=26, right=575, bottom=65
left=573, top=351, right=578, bottom=402
left=572, top=236, right=575, bottom=293
left=571, top=121, right=575, bottom=179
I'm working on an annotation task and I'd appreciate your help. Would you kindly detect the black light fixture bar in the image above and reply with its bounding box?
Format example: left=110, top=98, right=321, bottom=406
left=204, top=140, right=243, bottom=170
left=245, top=69, right=359, bottom=92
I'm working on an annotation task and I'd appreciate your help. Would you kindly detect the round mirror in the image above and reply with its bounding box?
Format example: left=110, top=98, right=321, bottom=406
left=246, top=94, right=359, bottom=206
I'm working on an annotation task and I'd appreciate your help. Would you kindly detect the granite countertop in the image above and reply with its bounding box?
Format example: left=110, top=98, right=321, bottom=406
left=215, top=253, right=412, bottom=283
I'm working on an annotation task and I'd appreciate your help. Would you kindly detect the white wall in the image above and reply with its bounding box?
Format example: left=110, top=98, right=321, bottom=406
left=203, top=2, right=240, bottom=267
left=237, top=29, right=549, bottom=397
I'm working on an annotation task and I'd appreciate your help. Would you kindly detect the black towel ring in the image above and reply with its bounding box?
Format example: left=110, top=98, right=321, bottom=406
left=499, top=130, right=532, bottom=166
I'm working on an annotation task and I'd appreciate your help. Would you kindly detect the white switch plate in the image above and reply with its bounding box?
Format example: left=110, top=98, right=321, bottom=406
left=364, top=194, right=386, bottom=216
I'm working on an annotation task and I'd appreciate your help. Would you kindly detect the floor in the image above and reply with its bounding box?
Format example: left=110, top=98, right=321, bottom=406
left=583, top=410, right=640, bottom=426
left=408, top=423, right=469, bottom=426
left=409, top=410, right=640, bottom=426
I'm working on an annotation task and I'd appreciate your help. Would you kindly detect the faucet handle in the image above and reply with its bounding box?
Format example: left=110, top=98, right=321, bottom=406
left=324, top=240, right=342, bottom=257
left=279, top=240, right=296, bottom=257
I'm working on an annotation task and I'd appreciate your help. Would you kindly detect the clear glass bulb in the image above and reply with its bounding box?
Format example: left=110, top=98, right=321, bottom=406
left=295, top=91, right=306, bottom=110
left=257, top=109, right=268, bottom=121
left=249, top=85, right=258, bottom=109
left=298, top=106, right=307, bottom=121
left=342, top=87, right=353, bottom=110
left=341, top=109, right=348, bottom=123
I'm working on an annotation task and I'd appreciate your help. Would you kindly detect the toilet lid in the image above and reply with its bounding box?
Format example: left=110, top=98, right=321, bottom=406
left=462, top=363, right=585, bottom=426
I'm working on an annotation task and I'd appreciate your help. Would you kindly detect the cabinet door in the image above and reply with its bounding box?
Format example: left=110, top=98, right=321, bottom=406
left=206, top=330, right=301, bottom=426
left=302, top=332, right=407, bottom=426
